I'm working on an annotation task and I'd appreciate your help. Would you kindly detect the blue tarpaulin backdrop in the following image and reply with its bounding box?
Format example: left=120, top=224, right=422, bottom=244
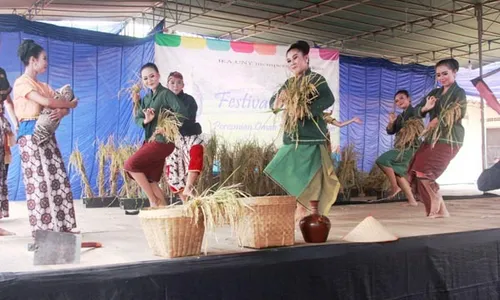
left=0, top=15, right=436, bottom=200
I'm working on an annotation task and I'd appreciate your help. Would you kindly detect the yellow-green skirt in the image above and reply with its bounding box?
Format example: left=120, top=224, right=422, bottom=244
left=263, top=144, right=340, bottom=215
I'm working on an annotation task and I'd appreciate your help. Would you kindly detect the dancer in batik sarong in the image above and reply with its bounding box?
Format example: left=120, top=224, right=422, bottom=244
left=0, top=67, right=16, bottom=236
left=124, top=63, right=188, bottom=207
left=408, top=58, right=467, bottom=218
left=13, top=40, right=78, bottom=237
left=376, top=90, right=420, bottom=206
left=164, top=71, right=204, bottom=202
left=264, top=40, right=341, bottom=222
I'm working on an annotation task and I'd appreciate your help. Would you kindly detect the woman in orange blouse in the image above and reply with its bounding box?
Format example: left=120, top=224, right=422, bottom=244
left=13, top=40, right=78, bottom=237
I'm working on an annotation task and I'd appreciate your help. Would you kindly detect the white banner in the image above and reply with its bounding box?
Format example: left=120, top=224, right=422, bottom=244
left=154, top=34, right=340, bottom=147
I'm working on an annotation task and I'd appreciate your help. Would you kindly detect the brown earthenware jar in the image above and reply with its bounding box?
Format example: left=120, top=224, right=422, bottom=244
left=299, top=200, right=331, bottom=243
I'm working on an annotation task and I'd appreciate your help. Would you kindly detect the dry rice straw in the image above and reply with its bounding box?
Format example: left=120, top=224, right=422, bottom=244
left=278, top=74, right=324, bottom=139
left=420, top=102, right=463, bottom=147
left=150, top=109, right=182, bottom=143
left=394, top=118, right=424, bottom=151
left=69, top=147, right=94, bottom=198
left=182, top=183, right=251, bottom=254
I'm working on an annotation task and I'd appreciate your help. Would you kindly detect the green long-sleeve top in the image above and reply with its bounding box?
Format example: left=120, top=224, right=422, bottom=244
left=135, top=84, right=188, bottom=143
left=414, top=82, right=467, bottom=146
left=270, top=69, right=334, bottom=145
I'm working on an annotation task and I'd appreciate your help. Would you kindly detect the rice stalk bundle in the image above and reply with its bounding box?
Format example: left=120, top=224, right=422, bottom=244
left=218, top=142, right=234, bottom=186
left=231, top=140, right=263, bottom=196
left=421, top=102, right=463, bottom=147
left=183, top=184, right=250, bottom=254
left=96, top=139, right=108, bottom=196
left=69, top=147, right=94, bottom=198
left=279, top=74, right=324, bottom=138
left=365, top=165, right=390, bottom=191
left=150, top=109, right=182, bottom=143
left=394, top=118, right=424, bottom=151
left=337, top=144, right=358, bottom=192
left=261, top=143, right=285, bottom=195
left=117, top=78, right=142, bottom=115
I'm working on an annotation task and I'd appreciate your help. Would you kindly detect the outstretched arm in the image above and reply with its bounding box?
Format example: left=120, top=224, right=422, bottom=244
left=331, top=117, right=362, bottom=128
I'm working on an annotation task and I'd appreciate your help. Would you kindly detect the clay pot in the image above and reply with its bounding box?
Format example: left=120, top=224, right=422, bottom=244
left=299, top=200, right=331, bottom=243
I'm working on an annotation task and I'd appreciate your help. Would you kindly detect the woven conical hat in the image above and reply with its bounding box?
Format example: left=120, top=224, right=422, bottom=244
left=342, top=216, right=398, bottom=243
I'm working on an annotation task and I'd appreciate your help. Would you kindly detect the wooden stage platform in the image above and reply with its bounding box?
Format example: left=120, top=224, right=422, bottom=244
left=1, top=194, right=500, bottom=273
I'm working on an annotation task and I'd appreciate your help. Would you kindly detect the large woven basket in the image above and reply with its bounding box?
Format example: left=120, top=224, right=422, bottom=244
left=139, top=206, right=204, bottom=258
left=237, top=195, right=296, bottom=249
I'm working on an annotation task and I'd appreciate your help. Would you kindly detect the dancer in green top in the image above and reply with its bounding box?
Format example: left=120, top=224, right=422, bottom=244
left=376, top=90, right=420, bottom=206
left=264, top=40, right=340, bottom=221
left=408, top=58, right=467, bottom=218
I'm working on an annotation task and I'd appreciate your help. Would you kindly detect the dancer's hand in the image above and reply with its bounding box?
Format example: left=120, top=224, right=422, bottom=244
left=426, top=118, right=439, bottom=130
left=143, top=108, right=155, bottom=124
left=49, top=109, right=66, bottom=121
left=352, top=117, right=362, bottom=124
left=388, top=112, right=397, bottom=123
left=132, top=91, right=140, bottom=103
left=422, top=96, right=437, bottom=113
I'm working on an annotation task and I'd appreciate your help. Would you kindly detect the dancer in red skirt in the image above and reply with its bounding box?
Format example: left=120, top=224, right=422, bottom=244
left=124, top=63, right=188, bottom=207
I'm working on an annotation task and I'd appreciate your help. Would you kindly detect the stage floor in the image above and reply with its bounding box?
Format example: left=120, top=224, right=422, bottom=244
left=1, top=194, right=500, bottom=273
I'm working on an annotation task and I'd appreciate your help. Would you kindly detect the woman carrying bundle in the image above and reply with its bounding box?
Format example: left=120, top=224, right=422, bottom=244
left=408, top=58, right=467, bottom=218
left=376, top=90, right=421, bottom=206
left=264, top=40, right=340, bottom=221
left=124, top=63, right=188, bottom=207
left=13, top=40, right=79, bottom=237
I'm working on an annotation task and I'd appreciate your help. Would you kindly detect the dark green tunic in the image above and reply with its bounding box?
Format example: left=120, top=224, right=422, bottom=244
left=414, top=82, right=467, bottom=147
left=376, top=105, right=420, bottom=177
left=135, top=84, right=188, bottom=143
left=264, top=69, right=340, bottom=215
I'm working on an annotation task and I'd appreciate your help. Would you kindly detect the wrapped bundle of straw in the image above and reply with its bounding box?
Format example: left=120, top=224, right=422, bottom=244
left=394, top=118, right=424, bottom=151
left=150, top=109, right=182, bottom=143
left=69, top=147, right=94, bottom=198
left=279, top=74, right=324, bottom=137
left=421, top=102, right=463, bottom=147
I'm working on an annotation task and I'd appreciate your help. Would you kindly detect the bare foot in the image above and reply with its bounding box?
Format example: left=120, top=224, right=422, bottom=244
left=428, top=200, right=450, bottom=218
left=0, top=228, right=14, bottom=236
left=388, top=187, right=402, bottom=199
left=427, top=212, right=450, bottom=218
left=401, top=201, right=418, bottom=207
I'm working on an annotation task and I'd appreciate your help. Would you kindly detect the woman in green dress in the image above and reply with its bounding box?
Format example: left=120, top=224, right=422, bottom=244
left=376, top=90, right=420, bottom=206
left=264, top=40, right=340, bottom=221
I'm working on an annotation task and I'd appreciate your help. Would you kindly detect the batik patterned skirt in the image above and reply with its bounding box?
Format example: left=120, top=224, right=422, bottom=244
left=165, top=135, right=204, bottom=193
left=18, top=135, right=76, bottom=237
left=0, top=128, right=8, bottom=219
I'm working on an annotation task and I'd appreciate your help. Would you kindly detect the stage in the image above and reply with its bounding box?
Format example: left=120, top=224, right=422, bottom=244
left=1, top=188, right=500, bottom=299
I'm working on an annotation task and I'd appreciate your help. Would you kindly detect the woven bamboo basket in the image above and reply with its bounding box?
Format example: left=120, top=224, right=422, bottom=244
left=237, top=195, right=296, bottom=249
left=139, top=206, right=204, bottom=258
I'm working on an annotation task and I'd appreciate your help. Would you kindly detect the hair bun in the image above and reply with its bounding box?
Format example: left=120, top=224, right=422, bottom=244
left=296, top=40, right=310, bottom=54
left=17, top=39, right=36, bottom=61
